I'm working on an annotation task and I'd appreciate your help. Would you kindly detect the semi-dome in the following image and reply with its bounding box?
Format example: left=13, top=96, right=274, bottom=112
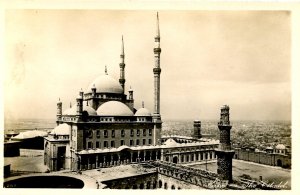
left=87, top=74, right=123, bottom=94
left=135, top=107, right=151, bottom=116
left=50, top=124, right=70, bottom=135
left=63, top=104, right=97, bottom=116
left=97, top=101, right=133, bottom=116
left=275, top=144, right=286, bottom=150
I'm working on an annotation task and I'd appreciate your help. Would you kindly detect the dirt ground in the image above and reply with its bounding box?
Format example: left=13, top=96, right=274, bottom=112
left=188, top=159, right=291, bottom=189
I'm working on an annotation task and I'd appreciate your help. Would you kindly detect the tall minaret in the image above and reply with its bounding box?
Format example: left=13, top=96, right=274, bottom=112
left=153, top=12, right=162, bottom=121
left=119, top=36, right=126, bottom=94
left=215, top=105, right=235, bottom=183
left=153, top=12, right=162, bottom=146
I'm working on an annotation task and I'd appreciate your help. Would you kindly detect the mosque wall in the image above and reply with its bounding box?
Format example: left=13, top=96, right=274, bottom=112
left=102, top=172, right=158, bottom=189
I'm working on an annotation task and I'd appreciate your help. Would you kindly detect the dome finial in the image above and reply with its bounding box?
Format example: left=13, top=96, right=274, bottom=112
left=142, top=101, right=144, bottom=108
left=70, top=102, right=72, bottom=108
left=105, top=65, right=108, bottom=75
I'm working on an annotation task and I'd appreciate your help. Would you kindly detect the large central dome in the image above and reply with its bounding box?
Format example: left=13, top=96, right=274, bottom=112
left=97, top=101, right=133, bottom=116
left=87, top=74, right=123, bottom=94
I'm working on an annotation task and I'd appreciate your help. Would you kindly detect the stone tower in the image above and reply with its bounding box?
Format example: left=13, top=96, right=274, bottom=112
left=215, top=105, right=235, bottom=182
left=76, top=90, right=83, bottom=119
left=193, top=120, right=202, bottom=139
left=153, top=12, right=162, bottom=145
left=119, top=36, right=126, bottom=93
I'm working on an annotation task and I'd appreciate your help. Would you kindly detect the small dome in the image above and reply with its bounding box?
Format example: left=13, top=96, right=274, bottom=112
left=135, top=107, right=151, bottom=116
left=97, top=101, right=133, bottom=116
left=164, top=138, right=179, bottom=147
left=275, top=144, right=286, bottom=150
left=87, top=74, right=123, bottom=94
left=50, top=124, right=70, bottom=135
left=63, top=104, right=97, bottom=116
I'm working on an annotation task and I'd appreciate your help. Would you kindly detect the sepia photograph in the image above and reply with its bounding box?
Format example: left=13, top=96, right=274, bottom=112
left=1, top=2, right=299, bottom=192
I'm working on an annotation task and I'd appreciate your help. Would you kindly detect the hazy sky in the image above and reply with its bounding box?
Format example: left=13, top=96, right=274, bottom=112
left=4, top=10, right=291, bottom=121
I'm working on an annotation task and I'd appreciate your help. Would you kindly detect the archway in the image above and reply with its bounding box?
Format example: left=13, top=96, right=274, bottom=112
left=164, top=182, right=168, bottom=189
left=171, top=185, right=175, bottom=189
left=159, top=180, right=162, bottom=188
left=147, top=181, right=151, bottom=189
left=277, top=159, right=282, bottom=167
left=119, top=148, right=131, bottom=163
left=173, top=156, right=178, bottom=164
left=140, top=183, right=144, bottom=189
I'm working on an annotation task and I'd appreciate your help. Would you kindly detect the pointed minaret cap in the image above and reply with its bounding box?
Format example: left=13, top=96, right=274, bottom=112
left=121, top=35, right=125, bottom=56
left=156, top=12, right=160, bottom=38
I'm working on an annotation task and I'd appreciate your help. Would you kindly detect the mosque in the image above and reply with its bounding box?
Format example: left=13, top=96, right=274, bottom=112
left=43, top=13, right=232, bottom=183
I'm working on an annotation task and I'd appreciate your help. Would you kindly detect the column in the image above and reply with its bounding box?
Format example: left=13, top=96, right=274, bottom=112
left=96, top=155, right=99, bottom=168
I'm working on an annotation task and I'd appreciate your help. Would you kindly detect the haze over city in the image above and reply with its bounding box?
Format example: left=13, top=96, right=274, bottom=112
left=4, top=10, right=290, bottom=121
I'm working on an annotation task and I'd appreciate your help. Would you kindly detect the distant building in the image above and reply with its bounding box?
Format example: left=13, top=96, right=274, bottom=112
left=234, top=144, right=291, bottom=168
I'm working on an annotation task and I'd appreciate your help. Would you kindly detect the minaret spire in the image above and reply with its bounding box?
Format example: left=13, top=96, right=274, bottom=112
left=119, top=35, right=126, bottom=93
left=153, top=12, right=162, bottom=119
left=153, top=12, right=162, bottom=145
left=156, top=12, right=160, bottom=40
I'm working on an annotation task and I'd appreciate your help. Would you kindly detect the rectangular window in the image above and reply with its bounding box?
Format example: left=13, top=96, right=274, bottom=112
left=143, top=129, right=146, bottom=136
left=143, top=139, right=146, bottom=145
left=148, top=139, right=152, bottom=145
left=136, top=139, right=140, bottom=146
left=137, top=129, right=140, bottom=136
left=104, top=141, right=108, bottom=148
left=112, top=130, right=115, bottom=138
left=96, top=141, right=100, bottom=148
left=130, top=129, right=134, bottom=137
left=111, top=141, right=115, bottom=148
left=130, top=140, right=133, bottom=146
left=104, top=130, right=108, bottom=138
left=96, top=130, right=100, bottom=138
left=149, top=129, right=152, bottom=136
left=88, top=141, right=93, bottom=149
left=121, top=140, right=124, bottom=146
left=121, top=130, right=125, bottom=137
